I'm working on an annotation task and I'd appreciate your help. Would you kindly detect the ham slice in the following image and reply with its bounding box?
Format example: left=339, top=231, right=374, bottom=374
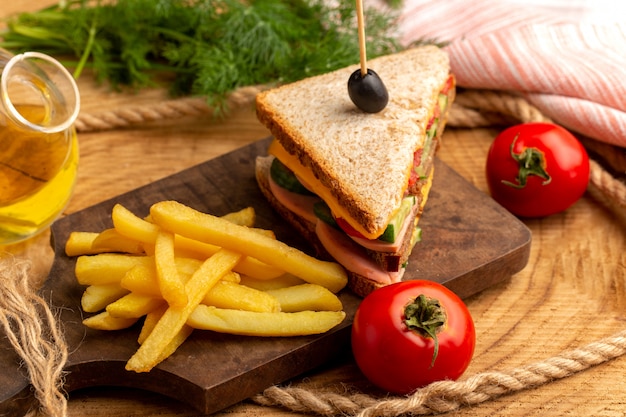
left=268, top=175, right=320, bottom=224
left=316, top=221, right=406, bottom=285
left=346, top=201, right=419, bottom=253
left=269, top=170, right=407, bottom=283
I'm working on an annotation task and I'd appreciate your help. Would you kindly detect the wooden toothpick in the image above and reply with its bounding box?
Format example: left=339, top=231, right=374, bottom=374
left=356, top=0, right=367, bottom=76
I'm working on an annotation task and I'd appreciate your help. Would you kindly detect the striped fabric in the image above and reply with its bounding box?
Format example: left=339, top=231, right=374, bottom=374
left=378, top=0, right=626, bottom=147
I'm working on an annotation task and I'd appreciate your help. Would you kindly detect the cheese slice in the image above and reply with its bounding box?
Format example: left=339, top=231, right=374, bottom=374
left=268, top=139, right=385, bottom=240
left=269, top=138, right=437, bottom=244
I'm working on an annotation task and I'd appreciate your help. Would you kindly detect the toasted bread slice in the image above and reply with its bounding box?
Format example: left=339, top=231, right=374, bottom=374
left=256, top=45, right=452, bottom=238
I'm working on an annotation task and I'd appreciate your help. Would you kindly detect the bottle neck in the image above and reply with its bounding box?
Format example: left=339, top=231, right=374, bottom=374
left=1, top=52, right=80, bottom=134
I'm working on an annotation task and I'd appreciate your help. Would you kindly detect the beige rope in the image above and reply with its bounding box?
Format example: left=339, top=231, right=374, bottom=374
left=452, top=89, right=552, bottom=124
left=589, top=159, right=626, bottom=210
left=73, top=87, right=551, bottom=132
left=74, top=84, right=270, bottom=132
left=74, top=97, right=212, bottom=132
left=0, top=256, right=68, bottom=417
left=252, top=330, right=626, bottom=416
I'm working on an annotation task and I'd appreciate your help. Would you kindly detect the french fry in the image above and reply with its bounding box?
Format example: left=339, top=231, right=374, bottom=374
left=137, top=305, right=166, bottom=344
left=154, top=231, right=187, bottom=308
left=67, top=229, right=144, bottom=256
left=238, top=274, right=305, bottom=291
left=81, top=283, right=130, bottom=313
left=218, top=206, right=256, bottom=226
left=154, top=324, right=194, bottom=364
left=265, top=283, right=343, bottom=312
left=150, top=201, right=347, bottom=293
left=65, top=232, right=100, bottom=256
left=187, top=306, right=346, bottom=337
left=83, top=311, right=139, bottom=331
left=138, top=306, right=194, bottom=364
left=120, top=260, right=240, bottom=298
left=106, top=292, right=165, bottom=319
left=119, top=263, right=162, bottom=297
left=172, top=258, right=239, bottom=283
left=222, top=271, right=241, bottom=283
left=112, top=203, right=160, bottom=244
left=174, top=235, right=284, bottom=280
left=91, top=228, right=144, bottom=254
left=173, top=234, right=220, bottom=258
left=233, top=257, right=284, bottom=280
left=75, top=254, right=152, bottom=285
left=125, top=249, right=242, bottom=373
left=204, top=281, right=281, bottom=313
left=250, top=228, right=276, bottom=239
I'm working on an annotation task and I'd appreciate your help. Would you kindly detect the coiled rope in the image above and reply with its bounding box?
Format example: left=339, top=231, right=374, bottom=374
left=0, top=257, right=67, bottom=417
left=251, top=330, right=626, bottom=416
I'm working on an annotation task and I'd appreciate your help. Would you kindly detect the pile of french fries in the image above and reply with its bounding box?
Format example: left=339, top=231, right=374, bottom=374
left=66, top=200, right=348, bottom=373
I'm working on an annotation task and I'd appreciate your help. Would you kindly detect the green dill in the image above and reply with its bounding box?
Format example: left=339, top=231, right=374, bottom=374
left=0, top=0, right=404, bottom=112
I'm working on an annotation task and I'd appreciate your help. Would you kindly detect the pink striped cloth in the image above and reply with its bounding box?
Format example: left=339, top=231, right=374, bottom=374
left=380, top=0, right=626, bottom=147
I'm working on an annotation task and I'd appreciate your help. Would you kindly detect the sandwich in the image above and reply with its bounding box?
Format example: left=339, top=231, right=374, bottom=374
left=254, top=45, right=455, bottom=297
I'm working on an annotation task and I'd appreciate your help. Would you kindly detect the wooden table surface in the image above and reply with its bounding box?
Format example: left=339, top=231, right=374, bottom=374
left=3, top=1, right=626, bottom=416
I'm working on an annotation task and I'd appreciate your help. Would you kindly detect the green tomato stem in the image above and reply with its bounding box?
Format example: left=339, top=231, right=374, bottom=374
left=403, top=294, right=446, bottom=368
left=502, top=133, right=552, bottom=189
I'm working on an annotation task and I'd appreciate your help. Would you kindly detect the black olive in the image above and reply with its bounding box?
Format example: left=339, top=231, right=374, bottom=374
left=347, top=68, right=389, bottom=113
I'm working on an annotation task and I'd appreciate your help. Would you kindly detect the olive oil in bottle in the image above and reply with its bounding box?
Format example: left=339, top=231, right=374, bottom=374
left=0, top=105, right=78, bottom=243
left=0, top=49, right=80, bottom=245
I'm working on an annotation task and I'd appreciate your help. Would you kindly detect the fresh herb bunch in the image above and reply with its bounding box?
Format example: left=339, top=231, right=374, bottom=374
left=0, top=0, right=403, bottom=111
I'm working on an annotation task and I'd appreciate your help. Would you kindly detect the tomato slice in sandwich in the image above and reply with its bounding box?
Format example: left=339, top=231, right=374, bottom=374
left=407, top=149, right=424, bottom=190
left=440, top=74, right=454, bottom=95
left=334, top=217, right=368, bottom=239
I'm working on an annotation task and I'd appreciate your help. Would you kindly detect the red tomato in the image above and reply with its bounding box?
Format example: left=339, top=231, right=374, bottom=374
left=486, top=122, right=590, bottom=218
left=351, top=280, right=475, bottom=395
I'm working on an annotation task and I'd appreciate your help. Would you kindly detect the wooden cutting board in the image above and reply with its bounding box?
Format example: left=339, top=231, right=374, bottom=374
left=0, top=137, right=531, bottom=415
